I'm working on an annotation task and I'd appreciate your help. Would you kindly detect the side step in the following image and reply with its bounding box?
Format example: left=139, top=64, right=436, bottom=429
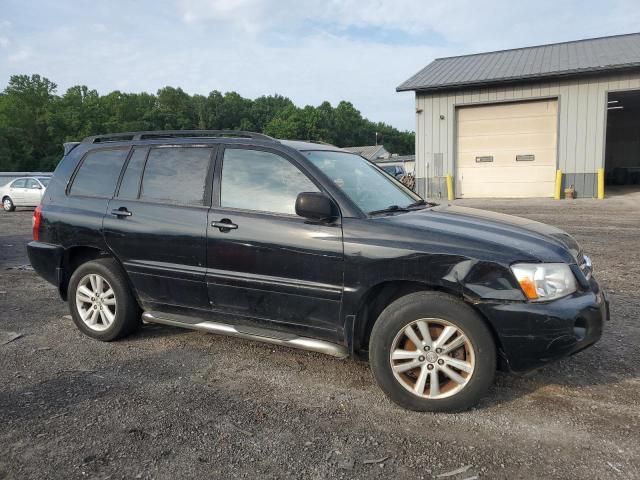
left=142, top=311, right=349, bottom=359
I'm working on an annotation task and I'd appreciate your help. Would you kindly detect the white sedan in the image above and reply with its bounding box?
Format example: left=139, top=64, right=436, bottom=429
left=1, top=176, right=50, bottom=211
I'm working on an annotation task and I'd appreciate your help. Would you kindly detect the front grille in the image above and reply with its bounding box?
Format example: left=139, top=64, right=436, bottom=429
left=578, top=253, right=593, bottom=280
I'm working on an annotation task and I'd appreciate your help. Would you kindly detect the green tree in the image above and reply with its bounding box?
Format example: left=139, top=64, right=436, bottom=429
left=0, top=73, right=415, bottom=172
left=333, top=101, right=366, bottom=147
left=0, top=74, right=58, bottom=170
left=251, top=94, right=294, bottom=132
left=48, top=85, right=103, bottom=143
left=151, top=87, right=197, bottom=130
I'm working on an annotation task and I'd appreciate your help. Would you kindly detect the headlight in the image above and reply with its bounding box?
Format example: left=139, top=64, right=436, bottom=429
left=510, top=263, right=577, bottom=302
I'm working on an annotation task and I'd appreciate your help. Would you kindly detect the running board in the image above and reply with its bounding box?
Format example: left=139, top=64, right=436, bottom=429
left=142, top=311, right=348, bottom=359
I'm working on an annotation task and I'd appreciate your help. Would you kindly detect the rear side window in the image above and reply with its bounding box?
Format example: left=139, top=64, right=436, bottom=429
left=140, top=147, right=212, bottom=205
left=27, top=179, right=40, bottom=188
left=11, top=179, right=26, bottom=188
left=70, top=149, right=129, bottom=198
left=118, top=148, right=147, bottom=199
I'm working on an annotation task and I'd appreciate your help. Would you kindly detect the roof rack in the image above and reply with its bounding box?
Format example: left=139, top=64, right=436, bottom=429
left=82, top=130, right=276, bottom=144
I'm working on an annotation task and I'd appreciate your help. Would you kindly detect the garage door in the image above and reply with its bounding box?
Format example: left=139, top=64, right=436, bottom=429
left=456, top=99, right=558, bottom=198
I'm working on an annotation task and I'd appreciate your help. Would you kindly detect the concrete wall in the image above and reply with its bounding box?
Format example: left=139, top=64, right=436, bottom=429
left=414, top=72, right=640, bottom=198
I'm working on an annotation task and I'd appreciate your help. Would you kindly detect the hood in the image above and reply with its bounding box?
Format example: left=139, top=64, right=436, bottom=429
left=377, top=204, right=581, bottom=264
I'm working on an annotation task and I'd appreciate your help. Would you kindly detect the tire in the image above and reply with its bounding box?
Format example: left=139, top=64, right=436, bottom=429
left=3, top=197, right=15, bottom=212
left=369, top=291, right=496, bottom=412
left=68, top=258, right=141, bottom=341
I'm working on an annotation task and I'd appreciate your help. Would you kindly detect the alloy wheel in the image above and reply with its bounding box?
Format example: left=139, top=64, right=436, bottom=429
left=389, top=318, right=475, bottom=399
left=3, top=199, right=12, bottom=211
left=75, top=274, right=117, bottom=331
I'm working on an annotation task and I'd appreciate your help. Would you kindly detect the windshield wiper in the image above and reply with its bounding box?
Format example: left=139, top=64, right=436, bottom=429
left=406, top=199, right=438, bottom=209
left=368, top=205, right=410, bottom=216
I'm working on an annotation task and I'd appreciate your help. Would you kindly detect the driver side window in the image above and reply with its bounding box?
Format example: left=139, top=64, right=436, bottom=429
left=220, top=148, right=319, bottom=215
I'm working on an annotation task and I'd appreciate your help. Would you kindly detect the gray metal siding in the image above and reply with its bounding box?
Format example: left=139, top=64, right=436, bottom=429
left=414, top=72, right=640, bottom=198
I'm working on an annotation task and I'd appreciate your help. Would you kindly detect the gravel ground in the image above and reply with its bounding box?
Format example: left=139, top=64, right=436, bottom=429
left=1, top=196, right=639, bottom=480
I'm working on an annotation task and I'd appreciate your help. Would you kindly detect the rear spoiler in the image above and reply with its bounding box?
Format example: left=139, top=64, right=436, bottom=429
left=63, top=142, right=80, bottom=156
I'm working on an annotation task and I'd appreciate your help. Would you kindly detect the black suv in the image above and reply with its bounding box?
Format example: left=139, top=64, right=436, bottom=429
left=27, top=130, right=608, bottom=412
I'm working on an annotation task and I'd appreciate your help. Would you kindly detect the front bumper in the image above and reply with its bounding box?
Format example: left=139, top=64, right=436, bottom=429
left=476, top=276, right=609, bottom=373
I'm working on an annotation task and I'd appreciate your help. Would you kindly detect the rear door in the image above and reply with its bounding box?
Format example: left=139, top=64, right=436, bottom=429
left=206, top=145, right=344, bottom=340
left=9, top=178, right=27, bottom=203
left=104, top=145, right=215, bottom=311
left=51, top=148, right=130, bottom=253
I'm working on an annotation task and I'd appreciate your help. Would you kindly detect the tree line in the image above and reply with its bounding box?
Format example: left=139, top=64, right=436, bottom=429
left=0, top=74, right=415, bottom=172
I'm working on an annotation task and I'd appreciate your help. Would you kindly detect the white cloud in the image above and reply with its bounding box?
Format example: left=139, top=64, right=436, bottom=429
left=1, top=0, right=640, bottom=131
left=8, top=47, right=31, bottom=62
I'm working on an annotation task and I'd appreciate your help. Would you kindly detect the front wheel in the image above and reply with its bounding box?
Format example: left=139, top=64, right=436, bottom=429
left=3, top=197, right=15, bottom=212
left=369, top=291, right=496, bottom=412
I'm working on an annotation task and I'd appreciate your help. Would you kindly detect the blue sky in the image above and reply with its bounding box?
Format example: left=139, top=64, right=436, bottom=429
left=1, top=0, right=639, bottom=131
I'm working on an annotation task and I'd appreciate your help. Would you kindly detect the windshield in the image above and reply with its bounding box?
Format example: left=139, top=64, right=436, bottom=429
left=37, top=177, right=50, bottom=187
left=304, top=151, right=421, bottom=213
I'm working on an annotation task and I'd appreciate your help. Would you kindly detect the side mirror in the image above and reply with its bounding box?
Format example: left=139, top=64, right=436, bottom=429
left=295, top=192, right=338, bottom=222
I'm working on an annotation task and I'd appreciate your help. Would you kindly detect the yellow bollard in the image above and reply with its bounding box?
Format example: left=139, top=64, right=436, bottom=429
left=446, top=174, right=454, bottom=201
left=597, top=168, right=605, bottom=199
left=554, top=170, right=562, bottom=200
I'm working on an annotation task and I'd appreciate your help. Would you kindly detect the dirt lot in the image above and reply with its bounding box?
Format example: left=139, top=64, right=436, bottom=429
left=1, top=196, right=639, bottom=480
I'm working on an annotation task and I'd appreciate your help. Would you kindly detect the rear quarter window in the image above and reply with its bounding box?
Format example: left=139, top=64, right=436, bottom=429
left=69, top=149, right=129, bottom=198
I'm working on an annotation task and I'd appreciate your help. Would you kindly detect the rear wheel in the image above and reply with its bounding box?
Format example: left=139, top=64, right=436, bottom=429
left=3, top=197, right=15, bottom=212
left=369, top=291, right=496, bottom=412
left=68, top=258, right=141, bottom=341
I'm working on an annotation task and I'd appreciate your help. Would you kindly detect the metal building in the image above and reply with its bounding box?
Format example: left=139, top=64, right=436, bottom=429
left=397, top=32, right=640, bottom=198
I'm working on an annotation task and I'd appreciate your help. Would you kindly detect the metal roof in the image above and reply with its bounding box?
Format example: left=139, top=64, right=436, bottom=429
left=397, top=32, right=640, bottom=92
left=342, top=145, right=389, bottom=160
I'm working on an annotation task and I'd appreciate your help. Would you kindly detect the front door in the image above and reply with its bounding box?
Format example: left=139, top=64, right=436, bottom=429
left=25, top=178, right=43, bottom=205
left=104, top=145, right=215, bottom=311
left=206, top=146, right=344, bottom=341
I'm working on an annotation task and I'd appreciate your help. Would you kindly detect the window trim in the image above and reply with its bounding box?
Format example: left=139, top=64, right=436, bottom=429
left=136, top=145, right=216, bottom=207
left=115, top=146, right=149, bottom=200
left=213, top=144, right=330, bottom=218
left=67, top=146, right=131, bottom=199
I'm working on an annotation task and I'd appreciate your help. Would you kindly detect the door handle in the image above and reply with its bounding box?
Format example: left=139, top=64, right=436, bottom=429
left=211, top=219, right=238, bottom=231
left=111, top=208, right=132, bottom=217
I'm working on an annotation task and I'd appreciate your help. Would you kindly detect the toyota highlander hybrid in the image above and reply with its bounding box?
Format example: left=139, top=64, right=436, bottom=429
left=27, top=130, right=608, bottom=412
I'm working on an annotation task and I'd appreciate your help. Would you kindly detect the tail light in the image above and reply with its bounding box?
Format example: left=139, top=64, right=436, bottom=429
left=32, top=205, right=42, bottom=241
